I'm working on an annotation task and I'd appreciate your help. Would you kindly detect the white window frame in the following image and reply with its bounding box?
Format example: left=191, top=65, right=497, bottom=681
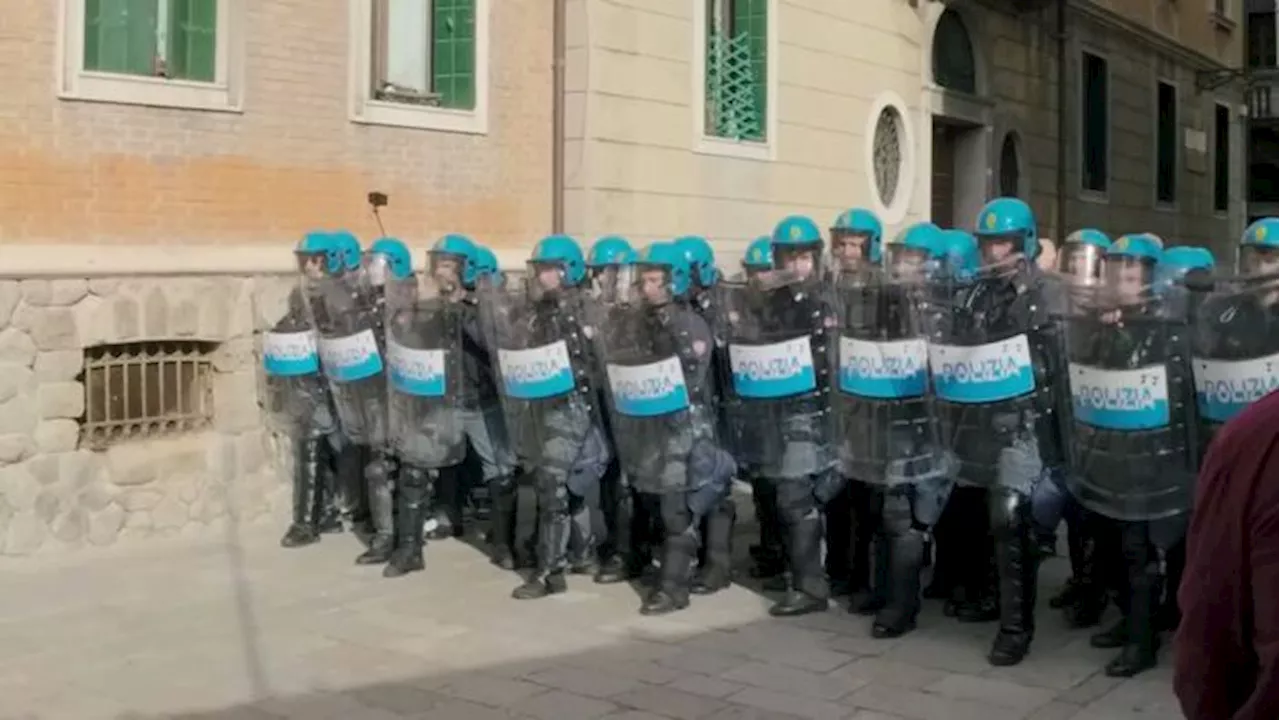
left=348, top=0, right=491, bottom=135
left=690, top=0, right=779, bottom=162
left=56, top=0, right=243, bottom=113
left=1077, top=46, right=1112, bottom=203
left=863, top=91, right=916, bottom=226
left=1153, top=76, right=1180, bottom=209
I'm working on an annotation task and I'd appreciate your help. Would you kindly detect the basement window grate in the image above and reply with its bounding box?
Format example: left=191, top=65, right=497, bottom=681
left=80, top=341, right=217, bottom=449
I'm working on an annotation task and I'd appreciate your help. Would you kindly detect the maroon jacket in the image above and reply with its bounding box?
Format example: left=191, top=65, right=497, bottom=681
left=1174, top=391, right=1278, bottom=720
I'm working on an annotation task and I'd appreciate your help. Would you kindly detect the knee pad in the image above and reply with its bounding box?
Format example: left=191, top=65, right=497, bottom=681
left=988, top=488, right=1030, bottom=542
left=536, top=471, right=571, bottom=515
left=776, top=478, right=817, bottom=525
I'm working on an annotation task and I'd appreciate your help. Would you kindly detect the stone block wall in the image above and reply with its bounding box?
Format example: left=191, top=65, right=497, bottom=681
left=0, top=274, right=298, bottom=556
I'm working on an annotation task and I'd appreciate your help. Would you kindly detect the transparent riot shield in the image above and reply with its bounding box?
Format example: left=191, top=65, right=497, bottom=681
left=302, top=269, right=387, bottom=446
left=477, top=281, right=601, bottom=474
left=595, top=293, right=719, bottom=496
left=915, top=260, right=1067, bottom=492
left=383, top=273, right=467, bottom=469
left=715, top=277, right=837, bottom=481
left=1189, top=273, right=1279, bottom=446
left=1060, top=282, right=1199, bottom=521
left=260, top=286, right=337, bottom=441
left=832, top=267, right=949, bottom=485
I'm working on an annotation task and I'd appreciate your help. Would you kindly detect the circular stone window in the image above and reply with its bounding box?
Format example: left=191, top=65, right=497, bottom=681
left=999, top=132, right=1021, bottom=197
left=873, top=107, right=904, bottom=207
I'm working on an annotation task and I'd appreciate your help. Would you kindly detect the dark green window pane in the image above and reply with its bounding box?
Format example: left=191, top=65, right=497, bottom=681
left=84, top=0, right=158, bottom=76
left=168, top=0, right=217, bottom=82
left=432, top=0, right=475, bottom=109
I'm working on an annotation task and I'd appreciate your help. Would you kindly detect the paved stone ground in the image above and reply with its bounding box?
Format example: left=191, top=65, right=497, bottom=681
left=0, top=511, right=1181, bottom=720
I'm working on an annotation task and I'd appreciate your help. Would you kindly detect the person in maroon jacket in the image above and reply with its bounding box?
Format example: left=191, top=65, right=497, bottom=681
left=1174, top=390, right=1277, bottom=720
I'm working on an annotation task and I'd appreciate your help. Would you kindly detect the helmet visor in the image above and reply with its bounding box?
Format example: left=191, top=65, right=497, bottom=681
left=978, top=232, right=1024, bottom=265
left=1102, top=255, right=1155, bottom=303
left=1240, top=244, right=1280, bottom=277
left=773, top=245, right=821, bottom=279
left=830, top=231, right=874, bottom=271
left=590, top=264, right=638, bottom=304
left=1057, top=242, right=1107, bottom=285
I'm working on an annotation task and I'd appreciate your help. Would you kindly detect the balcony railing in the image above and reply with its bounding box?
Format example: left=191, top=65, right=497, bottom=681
left=1249, top=80, right=1278, bottom=120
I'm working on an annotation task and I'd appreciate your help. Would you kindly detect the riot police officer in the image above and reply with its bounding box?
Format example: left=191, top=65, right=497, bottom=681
left=826, top=208, right=884, bottom=602
left=833, top=220, right=954, bottom=638
left=300, top=231, right=395, bottom=565
left=597, top=242, right=728, bottom=614
left=736, top=237, right=786, bottom=585
left=380, top=237, right=468, bottom=577
left=1036, top=229, right=1114, bottom=630
left=270, top=233, right=344, bottom=548
left=482, top=235, right=611, bottom=599
left=720, top=215, right=838, bottom=617
left=923, top=199, right=1068, bottom=665
left=587, top=235, right=646, bottom=583
left=1063, top=234, right=1199, bottom=677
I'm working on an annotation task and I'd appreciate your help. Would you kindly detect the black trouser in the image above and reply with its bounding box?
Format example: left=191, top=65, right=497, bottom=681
left=932, top=486, right=994, bottom=604
left=527, top=469, right=595, bottom=575
left=828, top=480, right=876, bottom=594
left=989, top=487, right=1039, bottom=641
left=289, top=435, right=329, bottom=531
left=597, top=458, right=631, bottom=564
left=1112, top=516, right=1184, bottom=651
left=638, top=492, right=699, bottom=602
left=774, top=476, right=828, bottom=600
left=749, top=471, right=784, bottom=572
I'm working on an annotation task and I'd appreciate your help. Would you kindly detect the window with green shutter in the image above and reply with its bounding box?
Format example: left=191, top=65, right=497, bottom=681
left=373, top=0, right=476, bottom=111
left=83, top=0, right=218, bottom=83
left=705, top=0, right=767, bottom=142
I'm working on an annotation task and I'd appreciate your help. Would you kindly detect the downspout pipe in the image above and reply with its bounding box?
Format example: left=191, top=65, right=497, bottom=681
left=552, top=0, right=566, bottom=234
left=1055, top=0, right=1068, bottom=240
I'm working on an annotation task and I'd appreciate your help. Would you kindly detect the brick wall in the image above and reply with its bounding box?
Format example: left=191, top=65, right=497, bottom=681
left=0, top=1, right=554, bottom=253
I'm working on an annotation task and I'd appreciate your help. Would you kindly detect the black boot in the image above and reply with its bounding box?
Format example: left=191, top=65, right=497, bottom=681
left=488, top=476, right=517, bottom=570
left=872, top=530, right=925, bottom=638
left=770, top=501, right=829, bottom=617
left=315, top=439, right=345, bottom=534
left=355, top=456, right=395, bottom=565
left=384, top=466, right=431, bottom=578
left=512, top=571, right=568, bottom=600
left=281, top=436, right=324, bottom=548
left=849, top=534, right=887, bottom=616
left=988, top=493, right=1038, bottom=667
left=427, top=465, right=465, bottom=540
left=955, top=547, right=1000, bottom=623
left=1105, top=529, right=1161, bottom=677
left=692, top=498, right=735, bottom=595
left=338, top=444, right=375, bottom=547
left=1061, top=529, right=1108, bottom=628
left=642, top=527, right=695, bottom=616
left=512, top=481, right=540, bottom=570
left=823, top=483, right=853, bottom=597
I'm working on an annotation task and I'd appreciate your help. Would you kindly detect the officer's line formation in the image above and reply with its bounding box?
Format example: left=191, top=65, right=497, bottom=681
left=261, top=196, right=1279, bottom=679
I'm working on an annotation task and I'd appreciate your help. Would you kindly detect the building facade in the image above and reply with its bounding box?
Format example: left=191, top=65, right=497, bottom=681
left=1246, top=0, right=1278, bottom=222
left=0, top=0, right=1248, bottom=555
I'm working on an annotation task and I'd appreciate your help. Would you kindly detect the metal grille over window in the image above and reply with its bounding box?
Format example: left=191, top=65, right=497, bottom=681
left=705, top=0, right=766, bottom=142
left=873, top=107, right=903, bottom=207
left=81, top=341, right=217, bottom=449
left=999, top=132, right=1021, bottom=197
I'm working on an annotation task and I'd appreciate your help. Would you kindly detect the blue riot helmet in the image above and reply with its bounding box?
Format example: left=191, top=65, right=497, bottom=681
left=830, top=207, right=883, bottom=269
left=742, top=236, right=773, bottom=272
left=770, top=214, right=824, bottom=280
left=1155, top=246, right=1216, bottom=290
left=673, top=235, right=720, bottom=288
left=295, top=230, right=340, bottom=278
left=939, top=229, right=981, bottom=281
left=1240, top=217, right=1280, bottom=275
left=588, top=235, right=638, bottom=302
left=1057, top=228, right=1111, bottom=285
left=883, top=222, right=942, bottom=281
left=429, top=233, right=478, bottom=290
left=471, top=244, right=503, bottom=289
left=366, top=236, right=412, bottom=287
left=974, top=197, right=1038, bottom=263
left=636, top=242, right=691, bottom=305
left=1104, top=233, right=1163, bottom=301
left=329, top=230, right=364, bottom=273
left=588, top=235, right=637, bottom=268
left=529, top=234, right=587, bottom=291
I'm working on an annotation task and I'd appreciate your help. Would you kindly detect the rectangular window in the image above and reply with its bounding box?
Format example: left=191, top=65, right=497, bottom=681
left=81, top=341, right=216, bottom=449
left=83, top=0, right=217, bottom=82
left=1248, top=12, right=1277, bottom=69
left=1156, top=81, right=1178, bottom=205
left=705, top=0, right=768, bottom=142
left=371, top=0, right=475, bottom=110
left=1081, top=52, right=1109, bottom=194
left=1214, top=103, right=1231, bottom=213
